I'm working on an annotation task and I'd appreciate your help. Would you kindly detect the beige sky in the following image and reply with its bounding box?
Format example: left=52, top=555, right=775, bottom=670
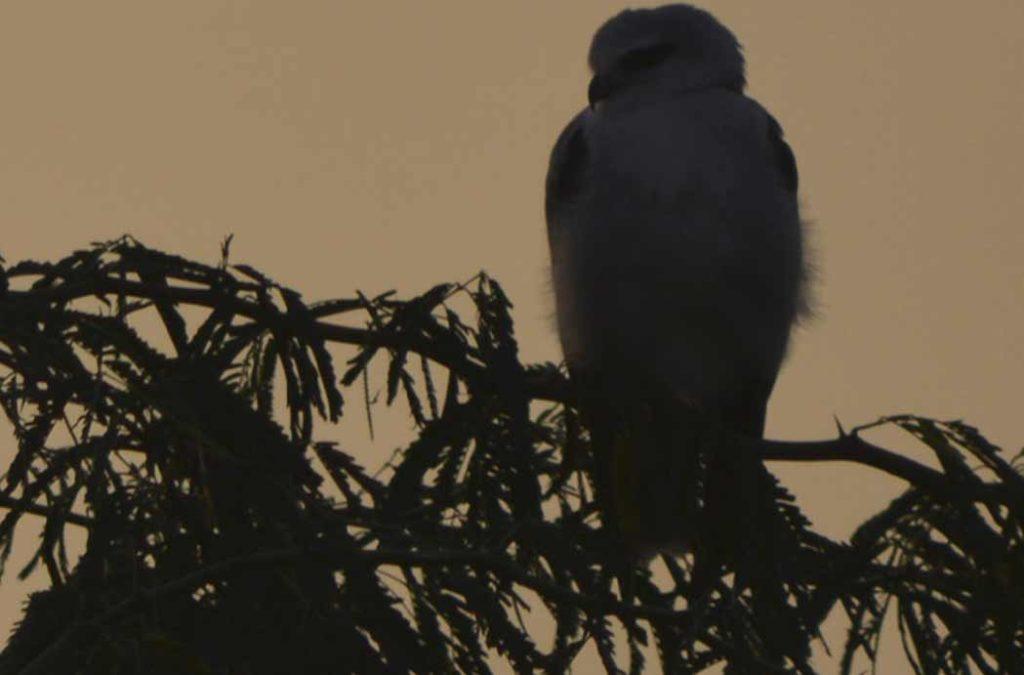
left=1, top=1, right=1022, bottom=671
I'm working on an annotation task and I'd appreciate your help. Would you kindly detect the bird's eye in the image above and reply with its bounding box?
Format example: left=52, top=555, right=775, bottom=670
left=617, top=43, right=676, bottom=71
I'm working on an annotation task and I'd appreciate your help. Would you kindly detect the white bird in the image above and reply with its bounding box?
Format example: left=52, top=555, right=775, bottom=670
left=545, top=4, right=808, bottom=558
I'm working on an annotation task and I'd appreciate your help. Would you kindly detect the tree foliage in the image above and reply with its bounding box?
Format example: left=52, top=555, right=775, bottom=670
left=0, top=238, right=1020, bottom=673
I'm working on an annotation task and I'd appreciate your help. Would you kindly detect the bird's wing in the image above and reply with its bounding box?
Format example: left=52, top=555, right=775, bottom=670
left=722, top=377, right=775, bottom=439
left=766, top=111, right=799, bottom=194
left=545, top=110, right=589, bottom=243
left=719, top=108, right=800, bottom=439
left=545, top=109, right=592, bottom=368
left=724, top=108, right=799, bottom=438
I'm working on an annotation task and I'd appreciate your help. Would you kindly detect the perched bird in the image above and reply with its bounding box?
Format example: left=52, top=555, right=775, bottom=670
left=545, top=5, right=808, bottom=560
left=545, top=6, right=814, bottom=668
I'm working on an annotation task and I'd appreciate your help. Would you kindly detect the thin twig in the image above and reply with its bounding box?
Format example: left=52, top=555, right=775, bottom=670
left=0, top=494, right=93, bottom=527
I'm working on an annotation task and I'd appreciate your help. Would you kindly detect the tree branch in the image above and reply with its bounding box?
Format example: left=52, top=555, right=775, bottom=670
left=6, top=278, right=495, bottom=392
left=13, top=544, right=694, bottom=675
left=758, top=433, right=1013, bottom=506
left=7, top=276, right=1014, bottom=514
left=0, top=494, right=93, bottom=528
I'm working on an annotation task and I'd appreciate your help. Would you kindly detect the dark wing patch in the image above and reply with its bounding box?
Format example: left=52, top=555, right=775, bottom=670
left=722, top=375, right=777, bottom=439
left=545, top=110, right=590, bottom=229
left=766, top=113, right=798, bottom=194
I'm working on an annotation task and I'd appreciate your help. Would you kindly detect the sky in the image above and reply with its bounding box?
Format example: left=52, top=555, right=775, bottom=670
left=1, top=2, right=1022, bottom=671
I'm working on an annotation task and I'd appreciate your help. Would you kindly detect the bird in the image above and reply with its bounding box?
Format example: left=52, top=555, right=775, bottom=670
left=545, top=5, right=814, bottom=668
left=545, top=3, right=809, bottom=572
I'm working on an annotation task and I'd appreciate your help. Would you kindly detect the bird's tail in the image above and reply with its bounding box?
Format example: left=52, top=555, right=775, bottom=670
left=702, top=429, right=826, bottom=673
left=584, top=389, right=823, bottom=671
left=586, top=392, right=710, bottom=557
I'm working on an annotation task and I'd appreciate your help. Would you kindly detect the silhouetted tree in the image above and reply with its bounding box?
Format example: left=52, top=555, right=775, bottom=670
left=0, top=238, right=1019, bottom=673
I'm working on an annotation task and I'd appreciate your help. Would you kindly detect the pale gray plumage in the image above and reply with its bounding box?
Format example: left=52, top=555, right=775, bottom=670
left=546, top=4, right=807, bottom=554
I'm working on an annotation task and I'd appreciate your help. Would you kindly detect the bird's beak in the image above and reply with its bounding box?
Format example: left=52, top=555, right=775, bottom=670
left=588, top=74, right=610, bottom=109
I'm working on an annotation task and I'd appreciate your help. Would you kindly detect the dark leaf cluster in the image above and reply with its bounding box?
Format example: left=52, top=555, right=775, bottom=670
left=0, top=238, right=1019, bottom=673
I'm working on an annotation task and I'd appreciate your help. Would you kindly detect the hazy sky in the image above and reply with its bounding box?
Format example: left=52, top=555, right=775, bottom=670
left=1, top=2, right=1021, bottom=671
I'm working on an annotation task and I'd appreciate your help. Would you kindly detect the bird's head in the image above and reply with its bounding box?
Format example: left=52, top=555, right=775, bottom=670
left=587, top=4, right=745, bottom=108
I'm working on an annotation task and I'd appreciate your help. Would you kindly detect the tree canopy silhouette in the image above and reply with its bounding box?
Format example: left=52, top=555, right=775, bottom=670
left=0, top=237, right=1020, bottom=673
